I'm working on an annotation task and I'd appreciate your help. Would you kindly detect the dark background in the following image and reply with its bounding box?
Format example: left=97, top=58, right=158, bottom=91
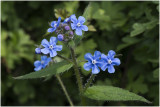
left=1, top=1, right=159, bottom=106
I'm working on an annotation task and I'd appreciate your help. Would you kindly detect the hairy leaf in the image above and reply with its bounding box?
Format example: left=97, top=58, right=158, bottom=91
left=14, top=61, right=73, bottom=79
left=84, top=86, right=150, bottom=103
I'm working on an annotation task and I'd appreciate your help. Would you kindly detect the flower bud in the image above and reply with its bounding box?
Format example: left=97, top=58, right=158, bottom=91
left=65, top=26, right=70, bottom=30
left=35, top=48, right=41, bottom=54
left=57, top=34, right=64, bottom=41
left=69, top=31, right=73, bottom=35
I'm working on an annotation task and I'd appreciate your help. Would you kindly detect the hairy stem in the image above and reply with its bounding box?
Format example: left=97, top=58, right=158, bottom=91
left=84, top=74, right=96, bottom=91
left=56, top=74, right=74, bottom=106
left=70, top=47, right=86, bottom=105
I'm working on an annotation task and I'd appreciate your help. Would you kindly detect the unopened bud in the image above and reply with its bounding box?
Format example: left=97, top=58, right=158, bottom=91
left=65, top=26, right=70, bottom=30
left=57, top=34, right=64, bottom=41
left=35, top=48, right=41, bottom=54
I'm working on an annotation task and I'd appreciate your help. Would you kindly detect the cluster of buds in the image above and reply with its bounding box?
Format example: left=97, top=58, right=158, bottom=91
left=55, top=23, right=74, bottom=42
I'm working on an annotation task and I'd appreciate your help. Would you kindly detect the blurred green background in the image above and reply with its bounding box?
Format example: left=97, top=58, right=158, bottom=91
left=1, top=1, right=159, bottom=106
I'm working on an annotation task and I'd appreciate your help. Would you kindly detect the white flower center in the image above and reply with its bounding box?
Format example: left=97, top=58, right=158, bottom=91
left=92, top=60, right=96, bottom=64
left=77, top=23, right=81, bottom=27
left=49, top=45, right=53, bottom=49
left=108, top=59, right=112, bottom=64
left=41, top=61, right=44, bottom=64
left=54, top=24, right=57, bottom=27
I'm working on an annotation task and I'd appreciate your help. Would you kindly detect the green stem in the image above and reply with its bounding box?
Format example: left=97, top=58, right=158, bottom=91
left=84, top=74, right=96, bottom=92
left=70, top=47, right=86, bottom=105
left=56, top=74, right=74, bottom=106
left=57, top=54, right=72, bottom=63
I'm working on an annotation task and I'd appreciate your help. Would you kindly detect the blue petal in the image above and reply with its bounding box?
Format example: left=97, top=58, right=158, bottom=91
left=51, top=21, right=57, bottom=27
left=41, top=39, right=49, bottom=48
left=75, top=28, right=82, bottom=36
left=108, top=50, right=116, bottom=59
left=57, top=17, right=61, bottom=27
left=54, top=45, right=62, bottom=51
left=78, top=16, right=85, bottom=24
left=94, top=51, right=101, bottom=59
left=43, top=58, right=51, bottom=68
left=92, top=65, right=100, bottom=74
left=50, top=50, right=57, bottom=57
left=34, top=61, right=41, bottom=67
left=47, top=57, right=52, bottom=63
left=101, top=63, right=108, bottom=71
left=42, top=63, right=47, bottom=69
left=84, top=53, right=93, bottom=61
left=50, top=37, right=57, bottom=45
left=81, top=25, right=88, bottom=31
left=108, top=65, right=115, bottom=73
left=71, top=23, right=76, bottom=30
left=71, top=14, right=77, bottom=23
left=35, top=48, right=41, bottom=54
left=41, top=48, right=50, bottom=54
left=112, top=58, right=121, bottom=66
left=34, top=65, right=42, bottom=71
left=47, top=28, right=55, bottom=33
left=96, top=59, right=105, bottom=68
left=101, top=53, right=108, bottom=61
left=83, top=62, right=92, bottom=71
left=41, top=56, right=47, bottom=61
left=63, top=18, right=70, bottom=23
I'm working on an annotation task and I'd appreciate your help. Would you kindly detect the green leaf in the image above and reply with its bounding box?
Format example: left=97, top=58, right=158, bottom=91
left=14, top=61, right=73, bottom=79
left=84, top=86, right=150, bottom=103
left=153, top=68, right=159, bottom=79
left=117, top=36, right=141, bottom=51
left=83, top=2, right=92, bottom=23
left=130, top=19, right=158, bottom=37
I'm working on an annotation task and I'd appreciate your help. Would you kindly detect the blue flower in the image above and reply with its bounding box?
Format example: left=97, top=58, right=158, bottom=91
left=48, top=17, right=61, bottom=33
left=101, top=50, right=121, bottom=73
left=35, top=48, right=41, bottom=54
left=41, top=37, right=62, bottom=57
left=71, top=15, right=88, bottom=36
left=34, top=56, right=51, bottom=71
left=83, top=51, right=103, bottom=74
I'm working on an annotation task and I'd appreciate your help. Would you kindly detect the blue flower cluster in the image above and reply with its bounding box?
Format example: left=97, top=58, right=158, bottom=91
left=34, top=14, right=88, bottom=71
left=34, top=14, right=121, bottom=74
left=47, top=14, right=88, bottom=42
left=34, top=37, right=62, bottom=71
left=83, top=50, right=121, bottom=74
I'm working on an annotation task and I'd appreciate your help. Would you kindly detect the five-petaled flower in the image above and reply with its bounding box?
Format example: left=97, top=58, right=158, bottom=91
left=71, top=15, right=88, bottom=36
left=34, top=56, right=51, bottom=71
left=101, top=50, right=121, bottom=73
left=48, top=17, right=61, bottom=33
left=83, top=51, right=103, bottom=74
left=41, top=37, right=62, bottom=57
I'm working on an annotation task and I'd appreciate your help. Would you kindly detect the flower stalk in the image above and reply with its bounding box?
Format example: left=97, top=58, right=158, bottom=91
left=70, top=47, right=86, bottom=105
left=84, top=74, right=96, bottom=91
left=56, top=74, right=74, bottom=106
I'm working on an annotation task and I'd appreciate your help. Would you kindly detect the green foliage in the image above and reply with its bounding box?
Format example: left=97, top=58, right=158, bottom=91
left=1, top=29, right=34, bottom=69
left=130, top=19, right=158, bottom=37
left=1, top=1, right=159, bottom=106
left=14, top=61, right=73, bottom=79
left=153, top=68, right=159, bottom=79
left=84, top=86, right=150, bottom=103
